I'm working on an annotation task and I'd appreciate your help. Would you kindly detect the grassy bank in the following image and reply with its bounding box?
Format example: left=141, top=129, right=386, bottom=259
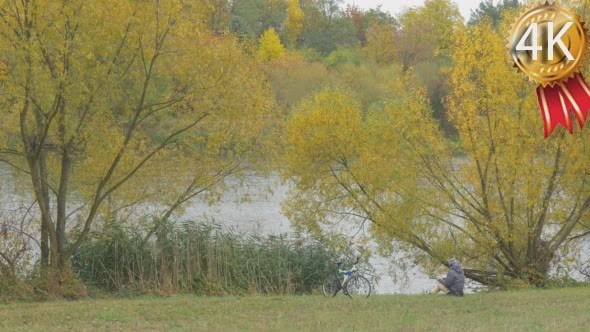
left=1, top=287, right=589, bottom=331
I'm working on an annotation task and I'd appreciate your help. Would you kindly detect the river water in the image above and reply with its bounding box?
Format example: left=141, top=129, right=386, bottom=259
left=182, top=176, right=435, bottom=294
left=0, top=165, right=434, bottom=294
left=6, top=166, right=586, bottom=294
left=169, top=174, right=590, bottom=294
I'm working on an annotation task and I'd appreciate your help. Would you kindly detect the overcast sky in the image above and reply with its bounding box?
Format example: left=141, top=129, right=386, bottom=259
left=344, top=0, right=485, bottom=20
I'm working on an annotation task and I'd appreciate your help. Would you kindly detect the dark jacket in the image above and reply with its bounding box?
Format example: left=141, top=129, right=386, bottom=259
left=443, top=263, right=465, bottom=296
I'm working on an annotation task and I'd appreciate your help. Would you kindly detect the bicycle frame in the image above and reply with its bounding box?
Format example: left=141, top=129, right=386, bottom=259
left=323, top=259, right=372, bottom=298
left=338, top=264, right=358, bottom=286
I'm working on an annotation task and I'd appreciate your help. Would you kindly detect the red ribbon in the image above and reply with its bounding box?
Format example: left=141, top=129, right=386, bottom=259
left=536, top=73, right=590, bottom=137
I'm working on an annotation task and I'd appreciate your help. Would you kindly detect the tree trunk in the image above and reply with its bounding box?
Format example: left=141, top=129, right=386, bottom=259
left=40, top=216, right=49, bottom=272
left=39, top=147, right=52, bottom=272
left=56, top=138, right=71, bottom=269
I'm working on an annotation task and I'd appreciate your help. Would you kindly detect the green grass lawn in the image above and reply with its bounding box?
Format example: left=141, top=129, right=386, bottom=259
left=1, top=287, right=590, bottom=331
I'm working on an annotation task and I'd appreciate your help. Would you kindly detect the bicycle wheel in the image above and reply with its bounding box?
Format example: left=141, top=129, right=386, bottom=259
left=322, top=273, right=341, bottom=297
left=344, top=275, right=371, bottom=298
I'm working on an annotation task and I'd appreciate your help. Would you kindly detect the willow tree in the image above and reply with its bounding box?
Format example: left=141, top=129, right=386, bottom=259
left=282, top=19, right=590, bottom=286
left=0, top=0, right=275, bottom=285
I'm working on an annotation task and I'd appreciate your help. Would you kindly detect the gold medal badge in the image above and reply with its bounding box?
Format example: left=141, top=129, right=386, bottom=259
left=507, top=2, right=590, bottom=137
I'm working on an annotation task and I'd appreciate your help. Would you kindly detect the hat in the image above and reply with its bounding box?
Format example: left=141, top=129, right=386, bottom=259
left=447, top=258, right=459, bottom=266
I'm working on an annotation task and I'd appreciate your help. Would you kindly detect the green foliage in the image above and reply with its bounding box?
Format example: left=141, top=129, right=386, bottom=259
left=73, top=220, right=338, bottom=295
left=468, top=0, right=520, bottom=26
left=413, top=58, right=453, bottom=133
left=330, top=62, right=394, bottom=110
left=264, top=54, right=334, bottom=111
left=296, top=47, right=324, bottom=62
left=230, top=0, right=287, bottom=38
left=0, top=278, right=34, bottom=303
left=325, top=47, right=361, bottom=68
left=299, top=15, right=358, bottom=55
left=363, top=7, right=397, bottom=28
left=264, top=51, right=406, bottom=117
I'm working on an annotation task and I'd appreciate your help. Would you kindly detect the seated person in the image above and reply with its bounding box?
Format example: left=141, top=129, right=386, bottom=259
left=430, top=258, right=465, bottom=296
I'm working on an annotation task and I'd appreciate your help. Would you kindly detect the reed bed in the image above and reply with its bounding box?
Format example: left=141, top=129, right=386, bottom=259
left=73, top=220, right=337, bottom=295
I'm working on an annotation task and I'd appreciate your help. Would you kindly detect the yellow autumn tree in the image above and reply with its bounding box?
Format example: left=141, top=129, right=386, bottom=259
left=0, top=0, right=276, bottom=290
left=258, top=28, right=286, bottom=61
left=283, top=82, right=448, bottom=277
left=398, top=0, right=462, bottom=68
left=283, top=17, right=590, bottom=287
left=283, top=0, right=304, bottom=48
left=363, top=22, right=398, bottom=66
left=440, top=17, right=589, bottom=286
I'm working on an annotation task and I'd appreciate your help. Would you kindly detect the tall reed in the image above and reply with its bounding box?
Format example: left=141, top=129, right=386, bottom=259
left=73, top=220, right=337, bottom=295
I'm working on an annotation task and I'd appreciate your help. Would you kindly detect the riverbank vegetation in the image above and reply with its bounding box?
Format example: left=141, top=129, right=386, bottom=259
left=0, top=0, right=589, bottom=301
left=73, top=221, right=337, bottom=297
left=1, top=220, right=339, bottom=301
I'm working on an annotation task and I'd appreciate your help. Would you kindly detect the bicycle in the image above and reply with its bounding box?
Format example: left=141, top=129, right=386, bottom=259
left=322, top=258, right=372, bottom=298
